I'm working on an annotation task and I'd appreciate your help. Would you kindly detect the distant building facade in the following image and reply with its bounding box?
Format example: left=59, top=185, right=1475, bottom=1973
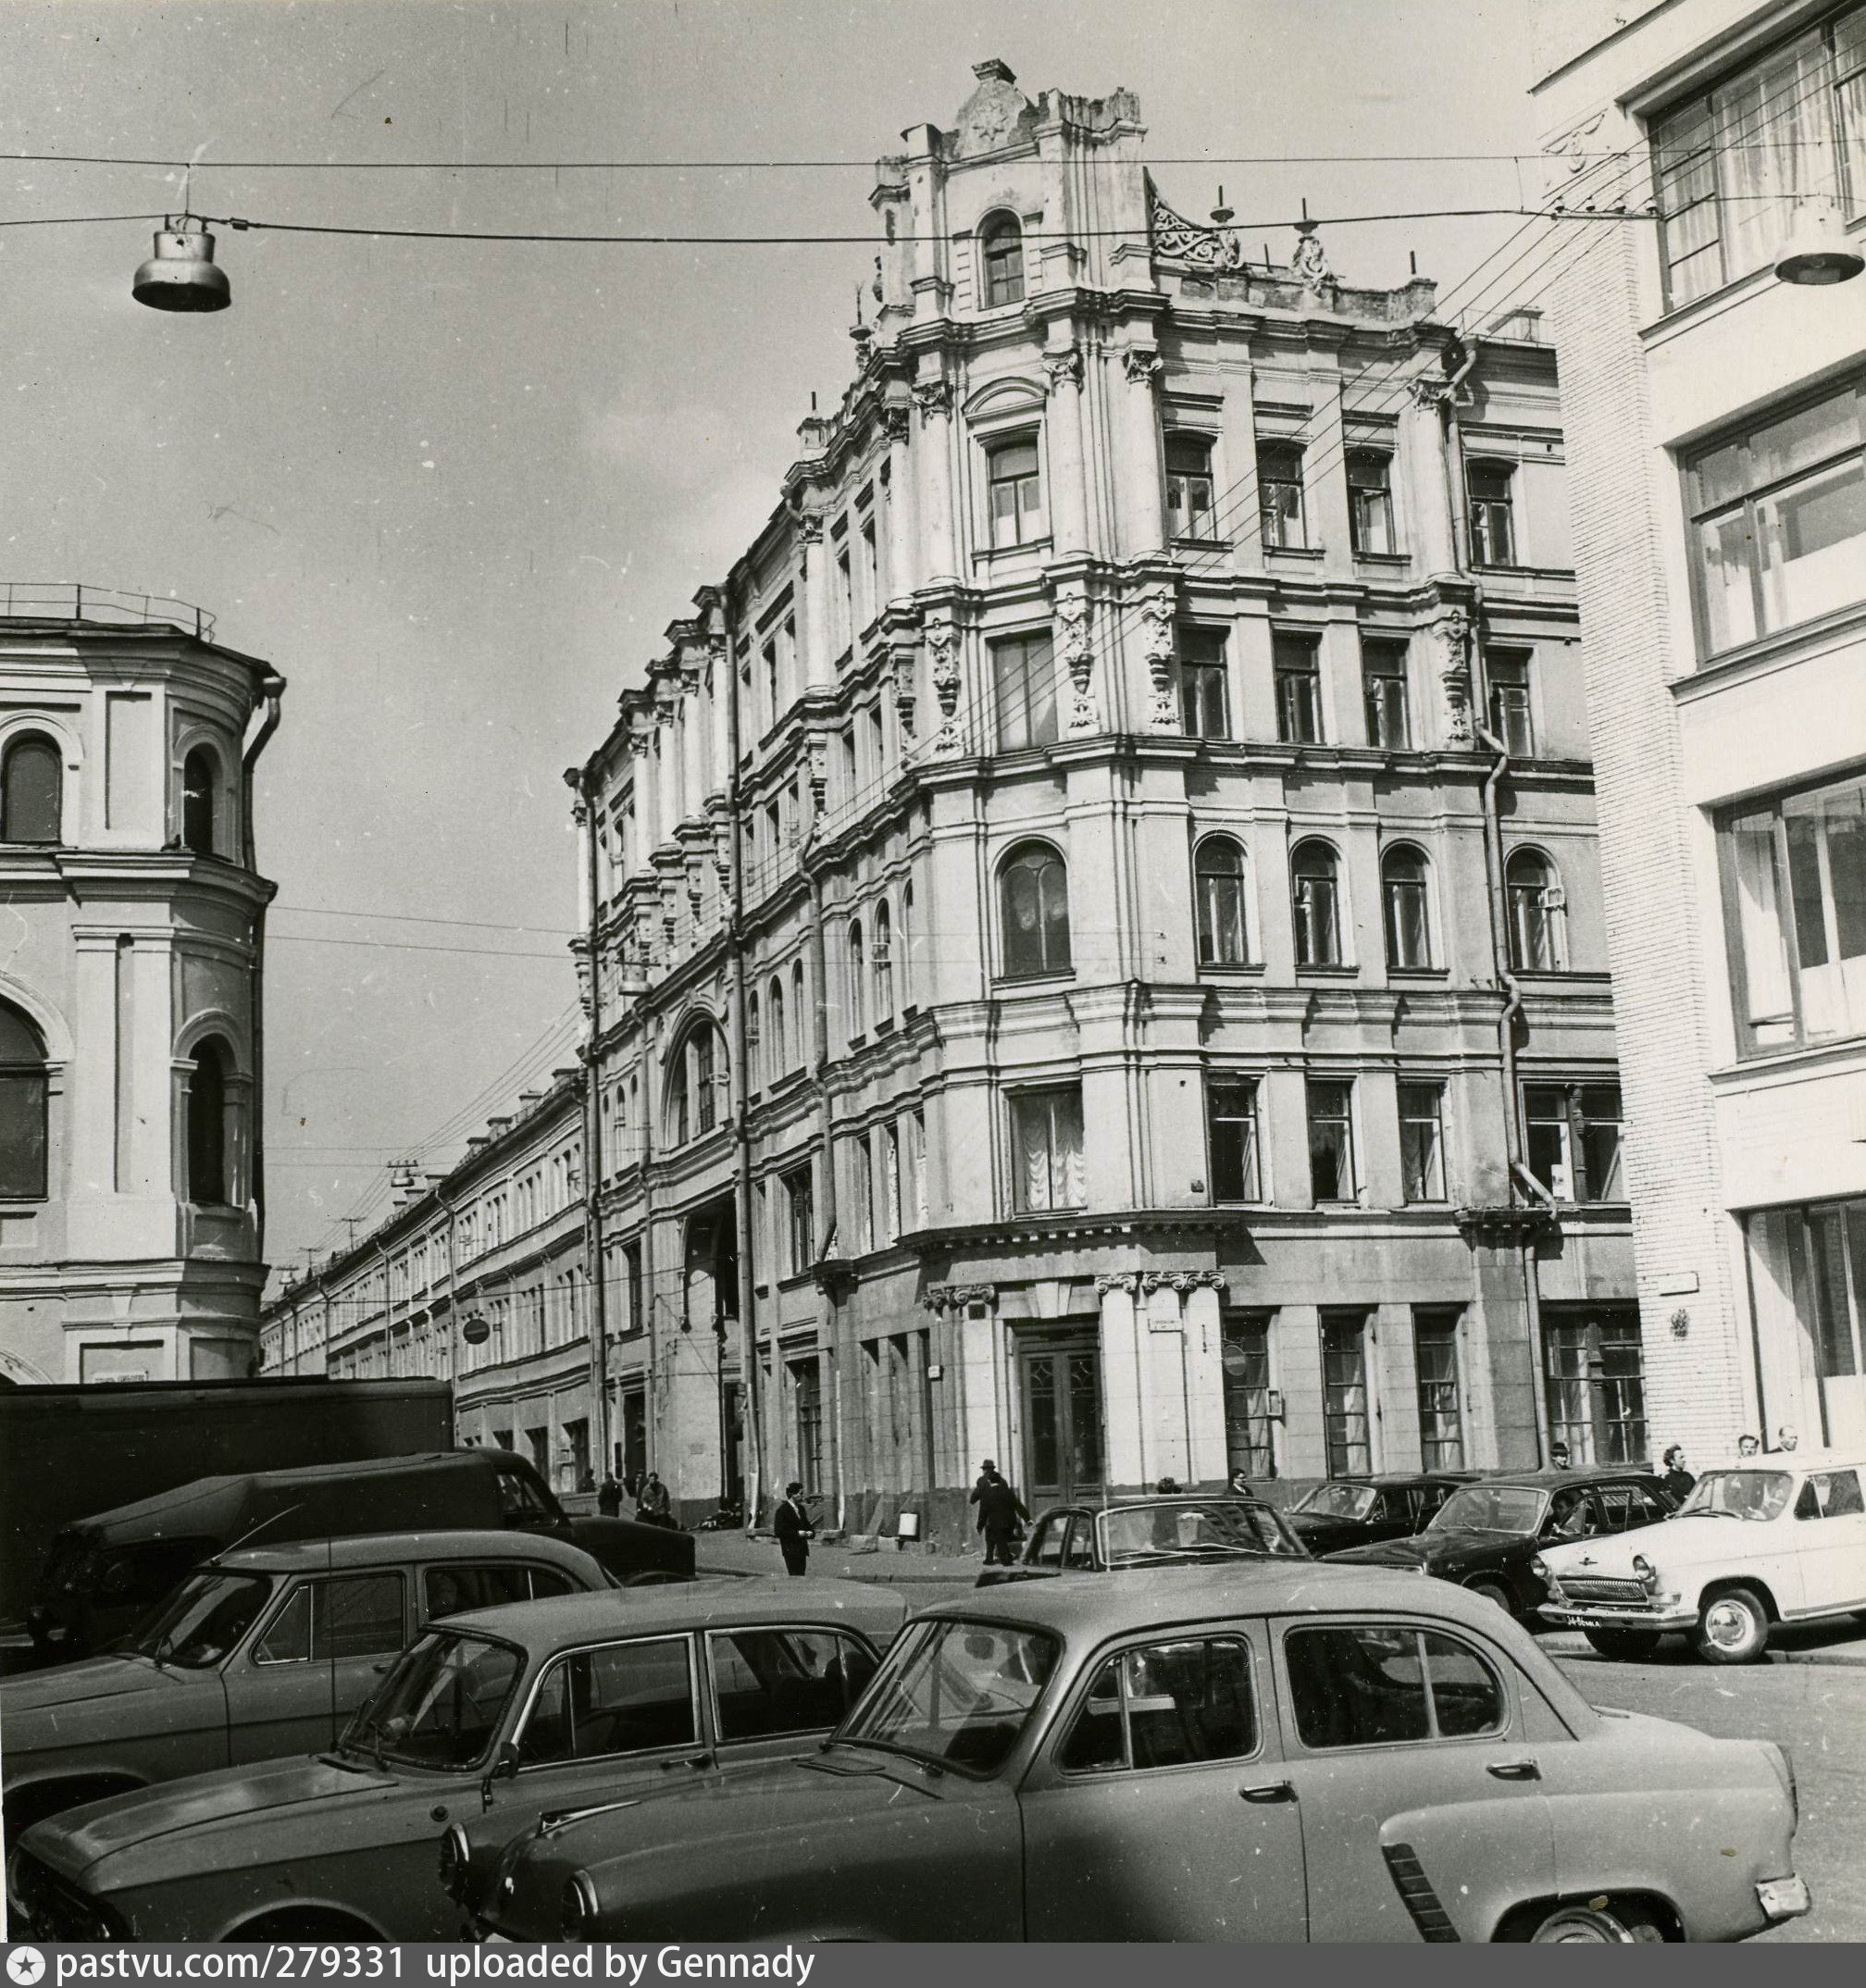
left=1533, top=0, right=1866, bottom=1453
left=266, top=64, right=1638, bottom=1534
left=0, top=589, right=283, bottom=1383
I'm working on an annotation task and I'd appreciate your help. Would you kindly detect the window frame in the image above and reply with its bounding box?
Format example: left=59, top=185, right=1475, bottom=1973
left=781, top=1163, right=815, bottom=1279
left=1008, top=1083, right=1086, bottom=1214
left=1272, top=631, right=1325, bottom=744
left=1413, top=1309, right=1465, bottom=1470
left=0, top=731, right=63, bottom=846
left=1347, top=448, right=1398, bottom=556
left=1177, top=627, right=1232, bottom=740
left=991, top=630, right=1060, bottom=752
left=1523, top=1080, right=1624, bottom=1205
left=1206, top=1075, right=1263, bottom=1203
left=1051, top=1634, right=1263, bottom=1779
left=1467, top=457, right=1517, bottom=567
left=0, top=1000, right=49, bottom=1202
left=1258, top=441, right=1308, bottom=549
left=1362, top=639, right=1412, bottom=750
left=1164, top=433, right=1220, bottom=541
left=1381, top=844, right=1436, bottom=971
left=1280, top=1621, right=1509, bottom=1754
left=984, top=431, right=1046, bottom=550
left=1505, top=848, right=1567, bottom=972
left=977, top=212, right=1026, bottom=310
left=1194, top=834, right=1252, bottom=967
left=1398, top=1080, right=1449, bottom=1203
left=1307, top=1078, right=1359, bottom=1204
left=1291, top=839, right=1345, bottom=969
left=998, top=839, right=1073, bottom=980
left=515, top=1633, right=701, bottom=1771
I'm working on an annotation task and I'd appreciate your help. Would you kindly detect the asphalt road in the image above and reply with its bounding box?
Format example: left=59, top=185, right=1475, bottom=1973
left=1552, top=1650, right=1866, bottom=1943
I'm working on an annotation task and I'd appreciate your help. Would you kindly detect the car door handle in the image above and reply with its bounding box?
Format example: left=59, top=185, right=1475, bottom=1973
left=1239, top=1781, right=1297, bottom=1804
left=660, top=1752, right=713, bottom=1771
left=1486, top=1758, right=1541, bottom=1782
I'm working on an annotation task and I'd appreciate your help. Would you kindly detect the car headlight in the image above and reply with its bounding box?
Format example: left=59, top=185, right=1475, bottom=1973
left=561, top=1871, right=600, bottom=1942
left=1632, top=1554, right=1658, bottom=1592
left=438, top=1823, right=472, bottom=1903
left=1529, top=1555, right=1549, bottom=1583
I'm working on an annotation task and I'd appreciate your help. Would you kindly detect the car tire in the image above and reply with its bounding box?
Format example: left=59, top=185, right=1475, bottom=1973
left=1465, top=1577, right=1514, bottom=1616
left=1526, top=1902, right=1665, bottom=1944
left=1582, top=1628, right=1662, bottom=1661
left=1694, top=1585, right=1770, bottom=1665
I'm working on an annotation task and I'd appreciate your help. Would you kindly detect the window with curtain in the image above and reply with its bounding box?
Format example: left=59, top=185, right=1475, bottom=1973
left=1221, top=1312, right=1275, bottom=1476
left=1195, top=836, right=1250, bottom=966
left=1291, top=841, right=1343, bottom=967
left=1273, top=632, right=1324, bottom=743
left=1000, top=842, right=1072, bottom=977
left=1177, top=627, right=1231, bottom=739
left=181, top=747, right=218, bottom=856
left=1486, top=651, right=1536, bottom=755
left=1322, top=1311, right=1372, bottom=1475
left=1525, top=1083, right=1623, bottom=1203
left=993, top=631, right=1058, bottom=751
left=1307, top=1079, right=1356, bottom=1202
left=1382, top=845, right=1434, bottom=969
left=1010, top=1086, right=1085, bottom=1212
left=978, top=213, right=1025, bottom=307
left=0, top=1000, right=49, bottom=1200
left=1506, top=848, right=1565, bottom=970
left=1399, top=1081, right=1447, bottom=1201
left=1, top=733, right=61, bottom=844
left=1543, top=1309, right=1648, bottom=1464
left=1413, top=1310, right=1464, bottom=1469
left=782, top=1165, right=815, bottom=1277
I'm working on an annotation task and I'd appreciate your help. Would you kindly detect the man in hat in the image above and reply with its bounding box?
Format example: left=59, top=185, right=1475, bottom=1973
left=973, top=1461, right=1030, bottom=1567
left=774, top=1481, right=815, bottom=1576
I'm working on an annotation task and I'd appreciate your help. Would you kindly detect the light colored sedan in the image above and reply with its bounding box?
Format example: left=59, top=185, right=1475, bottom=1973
left=465, top=1563, right=1810, bottom=1944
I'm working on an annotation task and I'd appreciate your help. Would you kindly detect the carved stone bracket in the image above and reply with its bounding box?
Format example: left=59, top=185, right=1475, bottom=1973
left=913, top=379, right=953, bottom=424
left=1435, top=605, right=1474, bottom=747
left=1054, top=589, right=1098, bottom=735
left=1043, top=346, right=1085, bottom=395
left=1094, top=1273, right=1140, bottom=1297
left=923, top=1282, right=995, bottom=1311
left=1141, top=1270, right=1228, bottom=1295
left=1139, top=589, right=1179, bottom=733
left=627, top=730, right=652, bottom=759
left=1455, top=1204, right=1557, bottom=1249
left=1149, top=188, right=1245, bottom=272
left=1123, top=348, right=1163, bottom=388
left=880, top=403, right=913, bottom=442
left=804, top=735, right=829, bottom=826
left=888, top=665, right=916, bottom=742
left=710, top=818, right=733, bottom=885
left=676, top=667, right=702, bottom=697
left=793, top=512, right=824, bottom=547
left=684, top=855, right=704, bottom=920
left=927, top=623, right=965, bottom=757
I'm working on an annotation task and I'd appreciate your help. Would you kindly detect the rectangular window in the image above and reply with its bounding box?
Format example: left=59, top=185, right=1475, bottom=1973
left=1398, top=1082, right=1447, bottom=1201
left=1010, top=1085, right=1085, bottom=1212
left=1220, top=1312, right=1275, bottom=1477
left=881, top=1123, right=902, bottom=1243
left=1347, top=450, right=1396, bottom=555
left=1524, top=1082, right=1623, bottom=1203
left=1687, top=379, right=1866, bottom=657
left=1178, top=627, right=1231, bottom=739
left=867, top=704, right=886, bottom=781
left=1321, top=1311, right=1372, bottom=1475
left=1056, top=1640, right=1256, bottom=1775
left=790, top=1360, right=824, bottom=1498
left=836, top=546, right=854, bottom=653
left=987, top=435, right=1044, bottom=549
left=992, top=631, right=1059, bottom=752
left=782, top=1164, right=815, bottom=1277
left=861, top=519, right=880, bottom=620
left=840, top=727, right=857, bottom=801
left=1723, top=770, right=1866, bottom=1054
left=623, top=1239, right=644, bottom=1336
left=1207, top=1078, right=1263, bottom=1202
left=1413, top=1309, right=1464, bottom=1470
left=848, top=1137, right=873, bottom=1254
left=519, top=1637, right=697, bottom=1765
left=1362, top=639, right=1411, bottom=749
left=1544, top=1310, right=1647, bottom=1465
left=1259, top=441, right=1306, bottom=548
left=254, top=1573, right=406, bottom=1665
left=1486, top=651, right=1536, bottom=756
left=762, top=639, right=779, bottom=718
left=1467, top=459, right=1516, bottom=566
left=907, top=1109, right=928, bottom=1228
left=1286, top=1625, right=1502, bottom=1748
left=1273, top=632, right=1324, bottom=744
left=1307, top=1079, right=1357, bottom=1202
left=1165, top=435, right=1218, bottom=540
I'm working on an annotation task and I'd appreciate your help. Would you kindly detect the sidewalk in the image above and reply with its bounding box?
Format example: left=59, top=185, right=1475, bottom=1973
left=693, top=1529, right=985, bottom=1588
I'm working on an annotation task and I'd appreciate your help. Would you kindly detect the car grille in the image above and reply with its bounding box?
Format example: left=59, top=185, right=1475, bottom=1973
left=1558, top=1576, right=1649, bottom=1605
left=9, top=1851, right=117, bottom=1941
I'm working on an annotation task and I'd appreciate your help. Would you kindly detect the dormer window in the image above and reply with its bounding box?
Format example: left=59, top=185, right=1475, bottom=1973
left=979, top=214, right=1025, bottom=308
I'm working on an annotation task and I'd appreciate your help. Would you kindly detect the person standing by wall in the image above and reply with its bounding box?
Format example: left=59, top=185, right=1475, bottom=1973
left=774, top=1480, right=815, bottom=1576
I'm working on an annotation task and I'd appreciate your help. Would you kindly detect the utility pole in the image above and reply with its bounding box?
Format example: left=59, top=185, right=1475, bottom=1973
left=566, top=766, right=615, bottom=1485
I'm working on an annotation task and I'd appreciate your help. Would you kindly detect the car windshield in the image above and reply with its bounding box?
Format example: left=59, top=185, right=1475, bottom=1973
left=1097, top=1499, right=1304, bottom=1563
left=1676, top=1470, right=1793, bottom=1522
left=1293, top=1484, right=1377, bottom=1522
left=343, top=1630, right=524, bottom=1771
left=838, top=1617, right=1059, bottom=1777
left=1429, top=1485, right=1546, bottom=1535
left=118, top=1571, right=272, bottom=1670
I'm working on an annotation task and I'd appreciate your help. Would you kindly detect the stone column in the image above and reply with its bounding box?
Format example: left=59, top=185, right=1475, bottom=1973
left=1096, top=1274, right=1146, bottom=1490
left=707, top=640, right=731, bottom=791
left=679, top=672, right=704, bottom=821
left=1042, top=344, right=1088, bottom=555
left=1181, top=1274, right=1231, bottom=1485
left=912, top=379, right=957, bottom=581
left=1404, top=379, right=1458, bottom=576
left=798, top=516, right=835, bottom=691
left=1117, top=346, right=1166, bottom=558
left=883, top=406, right=916, bottom=604
left=1141, top=1275, right=1192, bottom=1485
left=653, top=711, right=678, bottom=846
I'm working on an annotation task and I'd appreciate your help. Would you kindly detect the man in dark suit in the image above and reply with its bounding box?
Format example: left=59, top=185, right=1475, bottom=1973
left=974, top=1465, right=1030, bottom=1567
left=774, top=1480, right=815, bottom=1576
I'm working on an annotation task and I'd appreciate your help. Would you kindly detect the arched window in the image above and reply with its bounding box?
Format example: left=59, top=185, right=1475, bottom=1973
left=0, top=1000, right=49, bottom=1200
left=181, top=747, right=218, bottom=856
left=665, top=1022, right=723, bottom=1146
left=979, top=213, right=1024, bottom=308
left=1382, top=845, right=1434, bottom=969
left=873, top=901, right=894, bottom=1020
left=848, top=919, right=866, bottom=1035
left=1000, top=842, right=1072, bottom=977
left=791, top=961, right=806, bottom=1067
left=186, top=1036, right=231, bottom=1207
left=1195, top=836, right=1250, bottom=966
left=1, top=733, right=62, bottom=844
left=768, top=975, right=786, bottom=1075
left=901, top=883, right=915, bottom=1006
left=747, top=989, right=761, bottom=1088
left=1291, top=841, right=1342, bottom=968
left=1507, top=849, right=1565, bottom=970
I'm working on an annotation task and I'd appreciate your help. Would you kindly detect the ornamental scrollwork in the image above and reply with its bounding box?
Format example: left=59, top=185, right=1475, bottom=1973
left=1054, top=589, right=1098, bottom=735
left=1094, top=1273, right=1141, bottom=1296
left=1123, top=348, right=1163, bottom=388
left=1139, top=1270, right=1228, bottom=1295
left=913, top=379, right=954, bottom=424
left=1042, top=346, right=1085, bottom=395
left=792, top=512, right=825, bottom=547
left=923, top=1282, right=995, bottom=1311
left=927, top=623, right=965, bottom=757
left=880, top=403, right=913, bottom=441
left=1139, top=589, right=1179, bottom=733
left=1149, top=189, right=1246, bottom=272
left=1435, top=605, right=1474, bottom=747
left=1291, top=221, right=1334, bottom=292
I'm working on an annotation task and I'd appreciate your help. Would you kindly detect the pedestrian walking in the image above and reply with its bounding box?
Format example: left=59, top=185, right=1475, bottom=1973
left=597, top=1473, right=624, bottom=1517
left=974, top=1463, right=1030, bottom=1567
left=636, top=1470, right=672, bottom=1528
left=1660, top=1446, right=1695, bottom=1503
left=774, top=1481, right=815, bottom=1576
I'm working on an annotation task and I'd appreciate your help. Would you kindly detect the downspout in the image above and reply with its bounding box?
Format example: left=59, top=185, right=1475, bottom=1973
left=436, top=1185, right=461, bottom=1440
left=568, top=768, right=614, bottom=1485
left=806, top=864, right=842, bottom=1524
left=241, top=670, right=285, bottom=1266
left=725, top=618, right=766, bottom=1528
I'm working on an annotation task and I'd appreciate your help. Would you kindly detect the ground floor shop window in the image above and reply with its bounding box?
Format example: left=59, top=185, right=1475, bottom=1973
left=1413, top=1309, right=1463, bottom=1469
left=1323, top=1311, right=1372, bottom=1475
left=1748, top=1198, right=1866, bottom=1450
left=1543, top=1308, right=1646, bottom=1463
left=1221, top=1312, right=1275, bottom=1476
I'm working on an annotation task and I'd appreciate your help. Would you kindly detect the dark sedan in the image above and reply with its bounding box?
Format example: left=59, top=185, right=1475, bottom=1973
left=1324, top=1469, right=1676, bottom=1619
left=1283, top=1472, right=1477, bottom=1556
left=977, top=1495, right=1306, bottom=1588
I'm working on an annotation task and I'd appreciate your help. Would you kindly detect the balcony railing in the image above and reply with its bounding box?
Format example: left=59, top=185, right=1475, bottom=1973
left=0, top=581, right=217, bottom=640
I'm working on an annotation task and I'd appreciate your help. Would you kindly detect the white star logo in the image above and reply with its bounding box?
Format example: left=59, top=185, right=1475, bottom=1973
left=7, top=1950, right=48, bottom=1986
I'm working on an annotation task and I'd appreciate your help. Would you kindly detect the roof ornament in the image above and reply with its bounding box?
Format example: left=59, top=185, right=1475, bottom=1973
left=1148, top=180, right=1245, bottom=272
left=1292, top=213, right=1334, bottom=293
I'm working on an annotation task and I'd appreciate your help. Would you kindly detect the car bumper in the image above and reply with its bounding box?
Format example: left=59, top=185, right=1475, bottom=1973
left=1758, top=1875, right=1811, bottom=1924
left=1539, top=1600, right=1698, bottom=1633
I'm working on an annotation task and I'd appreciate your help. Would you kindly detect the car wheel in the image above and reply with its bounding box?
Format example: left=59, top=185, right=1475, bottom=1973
left=1583, top=1628, right=1662, bottom=1661
left=1527, top=1902, right=1664, bottom=1944
left=1695, top=1586, right=1770, bottom=1665
left=1465, top=1578, right=1514, bottom=1615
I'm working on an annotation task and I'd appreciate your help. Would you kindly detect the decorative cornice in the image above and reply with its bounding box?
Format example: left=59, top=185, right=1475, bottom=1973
left=923, top=1281, right=995, bottom=1311
left=1455, top=1204, right=1557, bottom=1248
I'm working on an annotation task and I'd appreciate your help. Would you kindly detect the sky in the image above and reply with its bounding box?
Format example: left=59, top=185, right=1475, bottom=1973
left=0, top=0, right=1539, bottom=1286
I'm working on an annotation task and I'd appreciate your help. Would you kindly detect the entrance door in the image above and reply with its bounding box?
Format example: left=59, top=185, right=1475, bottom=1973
left=1020, top=1337, right=1104, bottom=1501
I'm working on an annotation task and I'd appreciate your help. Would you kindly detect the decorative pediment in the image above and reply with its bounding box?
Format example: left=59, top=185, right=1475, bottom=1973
left=962, top=375, right=1047, bottom=422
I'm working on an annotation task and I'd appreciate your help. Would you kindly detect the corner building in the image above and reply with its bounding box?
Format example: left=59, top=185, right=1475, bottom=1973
left=1533, top=0, right=1866, bottom=1454
left=1, top=590, right=283, bottom=1382
left=578, top=62, right=1634, bottom=1532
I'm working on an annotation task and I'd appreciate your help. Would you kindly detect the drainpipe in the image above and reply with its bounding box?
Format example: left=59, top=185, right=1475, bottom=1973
left=568, top=768, right=614, bottom=1487
left=436, top=1184, right=461, bottom=1438
left=240, top=670, right=285, bottom=1264
left=805, top=860, right=844, bottom=1523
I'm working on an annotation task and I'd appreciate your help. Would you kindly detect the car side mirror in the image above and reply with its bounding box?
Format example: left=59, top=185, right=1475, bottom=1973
left=479, top=1741, right=520, bottom=1811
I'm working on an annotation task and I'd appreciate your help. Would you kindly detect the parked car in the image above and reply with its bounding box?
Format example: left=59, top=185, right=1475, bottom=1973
left=1283, top=1473, right=1478, bottom=1556
left=1, top=1529, right=608, bottom=1840
left=25, top=1449, right=692, bottom=1660
left=1325, top=1469, right=1677, bottom=1618
left=459, top=1563, right=1809, bottom=1944
left=6, top=1578, right=907, bottom=1945
left=1537, top=1448, right=1866, bottom=1664
left=977, top=1495, right=1307, bottom=1587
